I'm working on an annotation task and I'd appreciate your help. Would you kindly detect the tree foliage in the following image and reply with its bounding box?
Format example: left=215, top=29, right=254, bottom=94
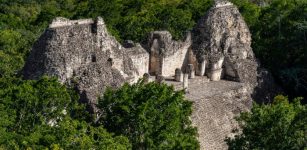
left=98, top=80, right=199, bottom=149
left=0, top=77, right=131, bottom=149
left=232, top=0, right=307, bottom=100
left=226, top=95, right=307, bottom=149
left=256, top=0, right=307, bottom=99
left=83, top=0, right=212, bottom=42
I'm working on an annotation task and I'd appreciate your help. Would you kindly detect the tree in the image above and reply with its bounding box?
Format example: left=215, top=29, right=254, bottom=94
left=248, top=0, right=307, bottom=100
left=98, top=80, right=199, bottom=149
left=226, top=95, right=307, bottom=149
left=230, top=0, right=261, bottom=27
left=0, top=77, right=131, bottom=149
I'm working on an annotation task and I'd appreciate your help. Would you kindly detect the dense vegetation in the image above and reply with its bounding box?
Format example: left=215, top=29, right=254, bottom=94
left=0, top=77, right=131, bottom=149
left=0, top=77, right=198, bottom=149
left=226, top=95, right=307, bottom=149
left=98, top=81, right=199, bottom=149
left=0, top=0, right=306, bottom=149
left=232, top=0, right=307, bottom=101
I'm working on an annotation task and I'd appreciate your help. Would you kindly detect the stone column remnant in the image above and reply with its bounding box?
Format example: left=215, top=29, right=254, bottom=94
left=209, top=55, right=224, bottom=81
left=210, top=68, right=223, bottom=81
left=175, top=68, right=183, bottom=82
left=183, top=73, right=189, bottom=92
left=143, top=73, right=150, bottom=83
left=199, top=60, right=206, bottom=76
left=187, top=64, right=195, bottom=79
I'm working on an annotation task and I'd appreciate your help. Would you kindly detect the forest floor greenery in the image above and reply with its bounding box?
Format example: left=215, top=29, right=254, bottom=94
left=0, top=0, right=306, bottom=149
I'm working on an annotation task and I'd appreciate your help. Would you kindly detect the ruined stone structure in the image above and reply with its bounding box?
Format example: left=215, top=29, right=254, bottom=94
left=193, top=0, right=257, bottom=84
left=24, top=0, right=280, bottom=149
left=191, top=0, right=280, bottom=102
left=145, top=31, right=192, bottom=77
left=24, top=17, right=149, bottom=112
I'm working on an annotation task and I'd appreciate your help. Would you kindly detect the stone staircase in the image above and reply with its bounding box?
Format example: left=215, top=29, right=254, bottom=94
left=163, top=76, right=252, bottom=150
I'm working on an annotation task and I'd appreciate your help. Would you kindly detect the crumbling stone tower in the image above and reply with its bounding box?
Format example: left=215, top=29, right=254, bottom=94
left=24, top=17, right=149, bottom=112
left=192, top=0, right=257, bottom=84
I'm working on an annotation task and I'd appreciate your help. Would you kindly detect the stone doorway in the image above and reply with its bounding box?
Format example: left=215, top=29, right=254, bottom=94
left=149, top=39, right=161, bottom=76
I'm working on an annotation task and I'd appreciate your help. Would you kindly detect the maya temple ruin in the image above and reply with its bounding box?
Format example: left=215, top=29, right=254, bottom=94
left=23, top=0, right=280, bottom=149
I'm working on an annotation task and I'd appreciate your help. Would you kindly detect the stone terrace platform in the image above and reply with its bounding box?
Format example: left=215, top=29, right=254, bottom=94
left=162, top=76, right=252, bottom=150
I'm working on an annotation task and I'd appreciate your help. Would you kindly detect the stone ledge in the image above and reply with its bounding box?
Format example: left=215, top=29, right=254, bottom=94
left=49, top=17, right=105, bottom=28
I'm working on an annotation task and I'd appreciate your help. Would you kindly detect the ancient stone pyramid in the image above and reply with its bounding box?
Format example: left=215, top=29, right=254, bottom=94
left=24, top=1, right=280, bottom=149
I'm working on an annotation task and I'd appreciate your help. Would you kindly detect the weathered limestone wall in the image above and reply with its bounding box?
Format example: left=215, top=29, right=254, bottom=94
left=127, top=44, right=150, bottom=82
left=161, top=46, right=189, bottom=76
left=146, top=31, right=192, bottom=77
